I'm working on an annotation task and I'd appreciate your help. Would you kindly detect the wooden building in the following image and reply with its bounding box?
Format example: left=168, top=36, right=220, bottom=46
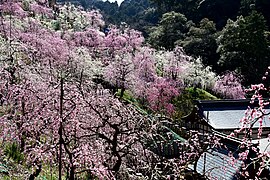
left=182, top=99, right=270, bottom=139
left=182, top=99, right=270, bottom=179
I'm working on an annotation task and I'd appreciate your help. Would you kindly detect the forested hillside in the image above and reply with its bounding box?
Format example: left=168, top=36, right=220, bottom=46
left=58, top=0, right=270, bottom=86
left=0, top=0, right=270, bottom=179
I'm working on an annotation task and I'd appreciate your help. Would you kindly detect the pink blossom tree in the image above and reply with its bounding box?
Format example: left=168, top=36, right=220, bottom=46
left=213, top=71, right=245, bottom=99
left=103, top=26, right=144, bottom=62
left=104, top=53, right=134, bottom=98
left=146, top=77, right=179, bottom=116
left=0, top=2, right=166, bottom=179
left=132, top=47, right=157, bottom=105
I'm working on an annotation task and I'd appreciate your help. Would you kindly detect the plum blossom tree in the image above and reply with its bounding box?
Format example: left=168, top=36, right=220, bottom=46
left=0, top=0, right=28, bottom=18
left=154, top=46, right=189, bottom=80
left=228, top=83, right=270, bottom=179
left=213, top=71, right=245, bottom=99
left=104, top=53, right=134, bottom=98
left=147, top=77, right=179, bottom=116
left=183, top=57, right=217, bottom=90
left=224, top=67, right=270, bottom=179
left=133, top=47, right=156, bottom=81
left=77, top=89, right=156, bottom=175
left=132, top=47, right=157, bottom=104
left=103, top=26, right=144, bottom=61
left=129, top=46, right=189, bottom=116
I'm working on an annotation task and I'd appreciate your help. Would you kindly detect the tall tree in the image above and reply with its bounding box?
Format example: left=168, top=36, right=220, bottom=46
left=150, top=0, right=200, bottom=21
left=148, top=11, right=188, bottom=50
left=217, top=11, right=270, bottom=85
left=240, top=0, right=270, bottom=29
left=179, top=18, right=219, bottom=70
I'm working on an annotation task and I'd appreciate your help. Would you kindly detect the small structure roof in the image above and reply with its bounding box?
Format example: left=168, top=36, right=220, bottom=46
left=195, top=99, right=270, bottom=129
left=183, top=100, right=270, bottom=179
left=193, top=133, right=243, bottom=180
left=196, top=148, right=242, bottom=180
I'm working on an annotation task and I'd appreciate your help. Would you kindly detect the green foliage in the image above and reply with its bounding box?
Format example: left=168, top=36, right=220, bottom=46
left=0, top=162, right=60, bottom=180
left=240, top=0, right=256, bottom=15
left=116, top=90, right=149, bottom=115
left=217, top=10, right=270, bottom=85
left=36, top=165, right=59, bottom=180
left=0, top=106, right=6, bottom=117
left=173, top=88, right=218, bottom=119
left=198, top=0, right=241, bottom=29
left=0, top=163, right=9, bottom=175
left=4, top=143, right=24, bottom=163
left=51, top=20, right=61, bottom=31
left=148, top=11, right=188, bottom=50
left=116, top=89, right=136, bottom=103
left=68, top=0, right=159, bottom=35
left=22, top=0, right=31, bottom=11
left=240, top=0, right=270, bottom=29
left=186, top=87, right=218, bottom=100
left=150, top=0, right=200, bottom=21
left=179, top=18, right=219, bottom=69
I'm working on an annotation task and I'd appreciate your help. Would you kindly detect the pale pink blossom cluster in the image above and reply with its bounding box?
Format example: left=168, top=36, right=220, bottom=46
left=0, top=1, right=27, bottom=18
left=146, top=78, right=179, bottom=115
left=213, top=71, right=245, bottom=99
left=230, top=68, right=270, bottom=179
left=30, top=2, right=53, bottom=17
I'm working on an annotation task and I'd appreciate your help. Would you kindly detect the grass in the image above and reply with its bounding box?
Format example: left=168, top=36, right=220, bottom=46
left=116, top=89, right=149, bottom=115
left=173, top=87, right=218, bottom=119
left=4, top=143, right=24, bottom=164
left=185, top=87, right=218, bottom=100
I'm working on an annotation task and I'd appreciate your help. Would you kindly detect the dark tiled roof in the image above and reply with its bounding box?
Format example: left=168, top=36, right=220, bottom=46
left=196, top=147, right=242, bottom=180
left=195, top=134, right=243, bottom=180
left=195, top=99, right=259, bottom=111
left=181, top=99, right=270, bottom=179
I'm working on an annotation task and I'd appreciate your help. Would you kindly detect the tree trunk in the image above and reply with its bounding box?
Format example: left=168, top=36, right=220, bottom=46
left=58, top=77, right=64, bottom=180
left=20, top=133, right=25, bottom=152
left=120, top=87, right=125, bottom=98
left=112, top=155, right=122, bottom=172
left=29, top=164, right=42, bottom=180
left=69, top=167, right=75, bottom=180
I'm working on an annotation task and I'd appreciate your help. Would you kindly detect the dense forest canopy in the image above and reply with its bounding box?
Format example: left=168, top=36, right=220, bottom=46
left=57, top=0, right=270, bottom=30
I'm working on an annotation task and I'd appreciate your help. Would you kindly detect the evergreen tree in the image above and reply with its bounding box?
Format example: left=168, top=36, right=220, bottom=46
left=217, top=11, right=270, bottom=85
left=148, top=11, right=188, bottom=50
left=179, top=18, right=219, bottom=70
